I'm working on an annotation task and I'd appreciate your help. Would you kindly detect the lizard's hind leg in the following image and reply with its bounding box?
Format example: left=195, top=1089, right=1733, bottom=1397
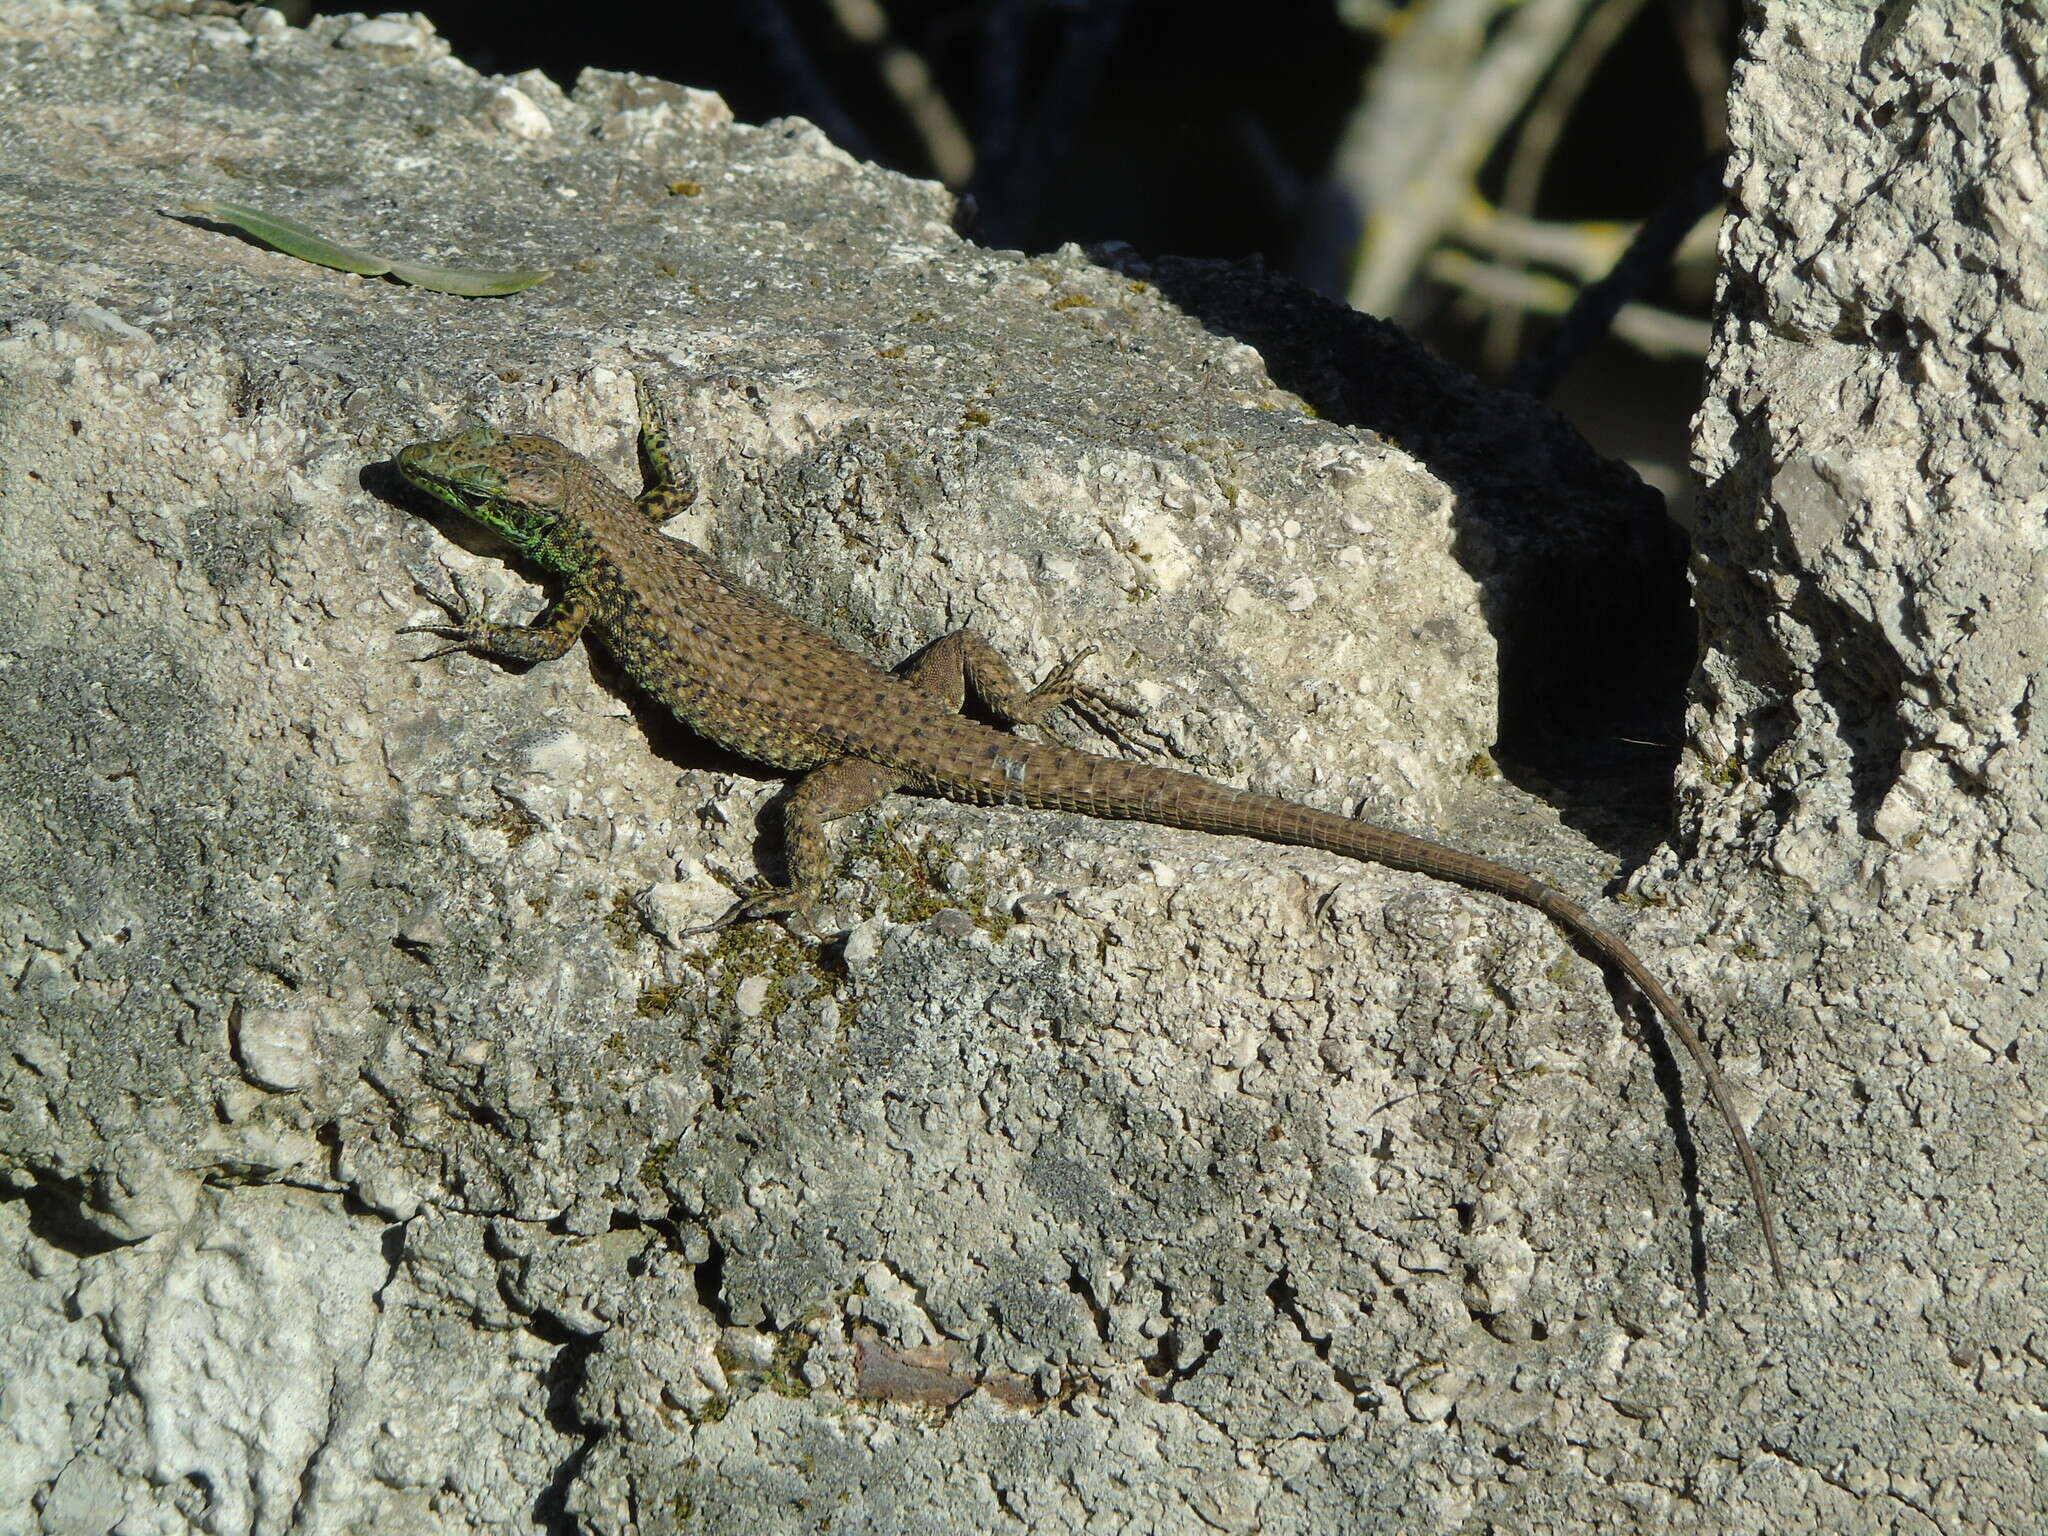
left=896, top=631, right=1146, bottom=753
left=712, top=757, right=907, bottom=930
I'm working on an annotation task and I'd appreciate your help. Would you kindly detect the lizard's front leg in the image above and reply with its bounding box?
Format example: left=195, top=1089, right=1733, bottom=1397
left=631, top=376, right=699, bottom=525
left=401, top=568, right=595, bottom=664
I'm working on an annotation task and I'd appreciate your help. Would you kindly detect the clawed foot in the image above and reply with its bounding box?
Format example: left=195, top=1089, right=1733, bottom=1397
left=1026, top=647, right=1150, bottom=756
left=681, top=882, right=822, bottom=941
left=399, top=569, right=496, bottom=660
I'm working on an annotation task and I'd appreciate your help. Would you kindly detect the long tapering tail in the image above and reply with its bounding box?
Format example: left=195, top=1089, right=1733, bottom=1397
left=1027, top=750, right=1786, bottom=1286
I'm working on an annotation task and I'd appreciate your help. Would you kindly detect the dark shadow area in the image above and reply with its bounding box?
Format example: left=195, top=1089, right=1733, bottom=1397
left=1116, top=254, right=1696, bottom=863
left=1627, top=984, right=1711, bottom=1313
left=5, top=1178, right=134, bottom=1258
left=1693, top=399, right=1907, bottom=836
left=1803, top=587, right=1907, bottom=832
left=692, top=1228, right=733, bottom=1327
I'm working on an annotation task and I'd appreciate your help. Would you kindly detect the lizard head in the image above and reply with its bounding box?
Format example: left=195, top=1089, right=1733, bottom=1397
left=396, top=426, right=583, bottom=568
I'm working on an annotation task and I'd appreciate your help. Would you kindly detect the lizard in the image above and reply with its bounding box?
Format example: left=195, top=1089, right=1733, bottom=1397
left=392, top=377, right=1786, bottom=1288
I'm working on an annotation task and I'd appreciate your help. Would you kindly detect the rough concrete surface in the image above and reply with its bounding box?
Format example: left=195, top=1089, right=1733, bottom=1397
left=0, top=2, right=2039, bottom=1533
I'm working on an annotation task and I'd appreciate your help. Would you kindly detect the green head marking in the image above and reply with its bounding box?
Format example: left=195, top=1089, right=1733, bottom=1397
left=396, top=426, right=588, bottom=572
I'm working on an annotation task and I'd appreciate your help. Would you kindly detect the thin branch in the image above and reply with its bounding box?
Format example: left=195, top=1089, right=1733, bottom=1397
left=826, top=0, right=975, bottom=187
left=1338, top=0, right=1596, bottom=316
left=1453, top=198, right=1632, bottom=281
left=1428, top=250, right=1712, bottom=358
left=1666, top=0, right=1732, bottom=150
left=1505, top=150, right=1726, bottom=392
left=1486, top=0, right=1652, bottom=368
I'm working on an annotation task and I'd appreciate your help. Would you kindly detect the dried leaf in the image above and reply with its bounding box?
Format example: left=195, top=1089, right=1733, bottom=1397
left=180, top=200, right=552, bottom=296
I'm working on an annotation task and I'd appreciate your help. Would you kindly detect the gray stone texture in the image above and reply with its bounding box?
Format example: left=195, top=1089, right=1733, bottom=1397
left=0, top=1, right=2039, bottom=1532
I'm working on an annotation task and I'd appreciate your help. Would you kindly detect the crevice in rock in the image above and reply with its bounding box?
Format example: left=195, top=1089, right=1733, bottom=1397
left=693, top=1229, right=733, bottom=1327
left=1066, top=1262, right=1112, bottom=1346
left=1268, top=1269, right=1373, bottom=1404
left=1140, top=1325, right=1222, bottom=1394
left=530, top=1330, right=603, bottom=1536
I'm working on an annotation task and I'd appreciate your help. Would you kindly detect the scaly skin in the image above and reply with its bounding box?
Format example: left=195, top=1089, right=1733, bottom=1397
left=394, top=379, right=1785, bottom=1287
